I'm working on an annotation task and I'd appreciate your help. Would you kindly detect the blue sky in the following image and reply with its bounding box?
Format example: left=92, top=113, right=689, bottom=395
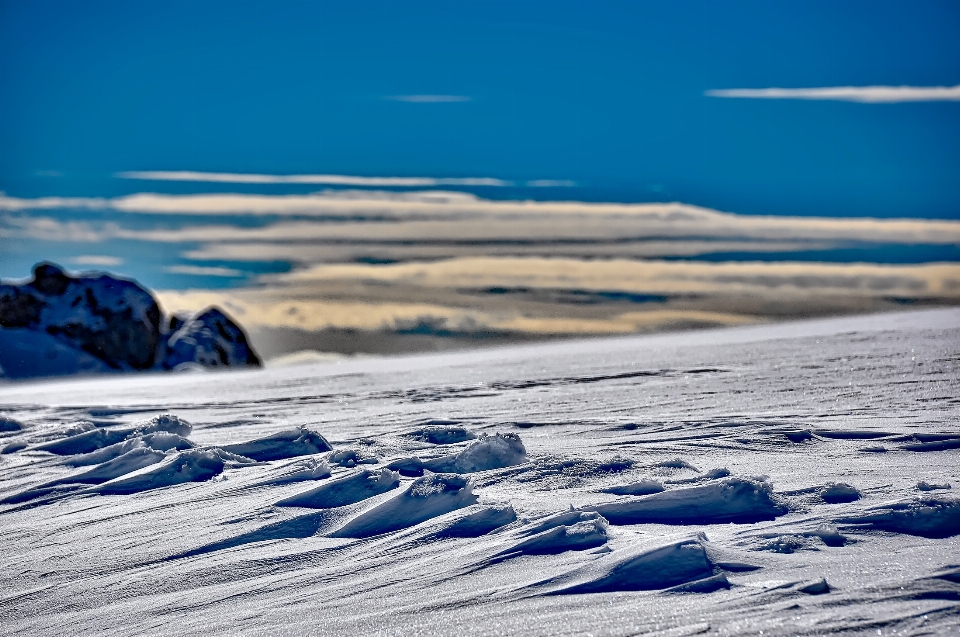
left=0, top=0, right=959, bottom=303
left=1, top=0, right=958, bottom=216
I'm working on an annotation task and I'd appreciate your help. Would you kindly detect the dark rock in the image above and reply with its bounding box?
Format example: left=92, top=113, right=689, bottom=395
left=162, top=307, right=261, bottom=369
left=0, top=262, right=162, bottom=370
left=0, top=263, right=261, bottom=379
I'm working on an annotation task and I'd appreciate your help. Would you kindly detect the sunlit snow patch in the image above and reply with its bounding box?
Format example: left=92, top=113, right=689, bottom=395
left=587, top=477, right=788, bottom=525
left=331, top=473, right=478, bottom=538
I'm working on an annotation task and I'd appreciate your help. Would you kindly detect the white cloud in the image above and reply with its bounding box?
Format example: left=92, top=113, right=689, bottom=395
left=115, top=171, right=509, bottom=187
left=4, top=191, right=960, bottom=246
left=70, top=255, right=124, bottom=266
left=164, top=265, right=244, bottom=277
left=705, top=85, right=960, bottom=103
left=527, top=180, right=576, bottom=187
left=384, top=95, right=472, bottom=103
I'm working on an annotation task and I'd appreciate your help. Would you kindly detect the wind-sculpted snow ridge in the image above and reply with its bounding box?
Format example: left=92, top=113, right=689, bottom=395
left=493, top=511, right=610, bottom=558
left=587, top=477, right=788, bottom=525
left=423, top=432, right=528, bottom=473
left=277, top=468, right=399, bottom=508
left=34, top=413, right=192, bottom=455
left=331, top=473, right=479, bottom=537
left=601, top=479, right=665, bottom=495
left=219, top=426, right=332, bottom=461
left=527, top=535, right=716, bottom=594
left=250, top=457, right=332, bottom=487
left=91, top=448, right=254, bottom=495
left=836, top=496, right=960, bottom=538
left=62, top=432, right=194, bottom=466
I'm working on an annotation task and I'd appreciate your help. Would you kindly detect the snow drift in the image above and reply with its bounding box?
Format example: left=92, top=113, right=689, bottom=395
left=220, top=426, right=332, bottom=461
left=91, top=448, right=252, bottom=495
left=531, top=536, right=716, bottom=594
left=423, top=433, right=528, bottom=473
left=331, top=473, right=478, bottom=538
left=836, top=496, right=960, bottom=538
left=587, top=477, right=788, bottom=525
left=277, top=468, right=399, bottom=508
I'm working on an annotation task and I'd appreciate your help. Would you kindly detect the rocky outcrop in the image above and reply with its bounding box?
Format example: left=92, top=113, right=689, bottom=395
left=162, top=308, right=261, bottom=369
left=0, top=262, right=260, bottom=379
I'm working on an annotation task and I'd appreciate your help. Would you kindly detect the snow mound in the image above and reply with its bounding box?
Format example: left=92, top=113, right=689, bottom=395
left=586, top=477, right=788, bottom=525
left=64, top=433, right=194, bottom=466
left=220, top=427, right=332, bottom=461
left=836, top=496, right=960, bottom=538
left=0, top=416, right=23, bottom=432
left=277, top=468, right=399, bottom=509
left=496, top=516, right=609, bottom=558
left=329, top=448, right=379, bottom=467
left=821, top=482, right=860, bottom=504
left=918, top=481, right=951, bottom=491
left=36, top=414, right=192, bottom=457
left=331, top=473, right=478, bottom=538
left=132, top=414, right=193, bottom=437
left=669, top=468, right=731, bottom=485
left=423, top=433, right=527, bottom=473
left=386, top=457, right=425, bottom=477
left=518, top=510, right=608, bottom=537
left=91, top=448, right=251, bottom=495
left=58, top=447, right=167, bottom=485
left=533, top=536, right=715, bottom=594
left=602, top=480, right=665, bottom=496
left=35, top=428, right=129, bottom=456
left=407, top=425, right=477, bottom=445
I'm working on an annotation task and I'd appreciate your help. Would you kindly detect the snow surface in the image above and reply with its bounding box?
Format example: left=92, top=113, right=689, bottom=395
left=0, top=308, right=959, bottom=635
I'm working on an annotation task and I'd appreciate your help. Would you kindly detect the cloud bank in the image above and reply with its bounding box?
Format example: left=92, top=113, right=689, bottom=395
left=705, top=85, right=960, bottom=103
left=115, top=171, right=509, bottom=187
left=4, top=190, right=959, bottom=245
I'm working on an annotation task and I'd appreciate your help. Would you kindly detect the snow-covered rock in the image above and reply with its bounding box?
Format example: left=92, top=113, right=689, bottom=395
left=0, top=262, right=260, bottom=379
left=161, top=307, right=261, bottom=369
